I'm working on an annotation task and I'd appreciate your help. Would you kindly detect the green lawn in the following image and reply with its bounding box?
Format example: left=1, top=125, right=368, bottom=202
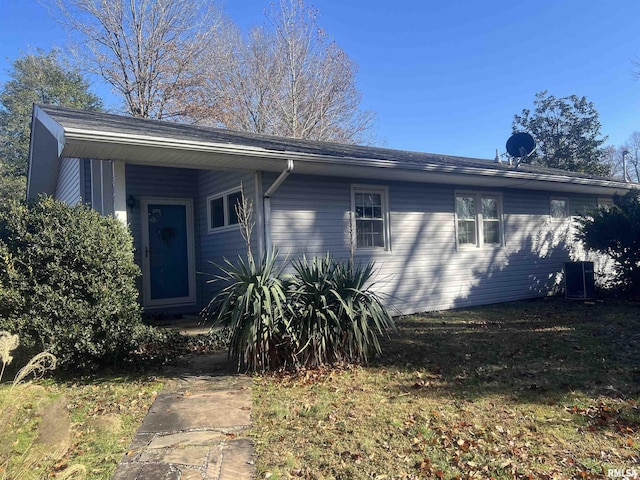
left=252, top=298, right=640, bottom=479
left=0, top=326, right=226, bottom=479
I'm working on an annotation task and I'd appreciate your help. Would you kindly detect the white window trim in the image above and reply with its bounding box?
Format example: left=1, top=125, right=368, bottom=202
left=550, top=197, right=570, bottom=220
left=350, top=184, right=391, bottom=252
left=454, top=190, right=504, bottom=249
left=207, top=187, right=242, bottom=233
left=597, top=197, right=614, bottom=209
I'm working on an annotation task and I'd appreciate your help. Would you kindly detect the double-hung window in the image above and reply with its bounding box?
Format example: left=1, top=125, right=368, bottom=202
left=455, top=192, right=503, bottom=247
left=481, top=197, right=501, bottom=244
left=351, top=185, right=389, bottom=250
left=550, top=198, right=568, bottom=219
left=207, top=188, right=243, bottom=232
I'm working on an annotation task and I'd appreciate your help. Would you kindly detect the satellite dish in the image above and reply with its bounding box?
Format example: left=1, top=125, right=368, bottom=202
left=506, top=132, right=535, bottom=158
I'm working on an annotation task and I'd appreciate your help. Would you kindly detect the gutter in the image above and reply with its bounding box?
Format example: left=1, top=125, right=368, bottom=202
left=60, top=126, right=633, bottom=193
left=262, top=160, right=294, bottom=254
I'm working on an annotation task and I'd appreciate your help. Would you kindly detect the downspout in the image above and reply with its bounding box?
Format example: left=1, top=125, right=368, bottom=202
left=263, top=159, right=294, bottom=254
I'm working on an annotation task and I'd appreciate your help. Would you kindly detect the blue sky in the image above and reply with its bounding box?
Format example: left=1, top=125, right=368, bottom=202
left=1, top=0, right=639, bottom=159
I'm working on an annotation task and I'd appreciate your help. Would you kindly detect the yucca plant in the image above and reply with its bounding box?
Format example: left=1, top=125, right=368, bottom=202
left=331, top=260, right=396, bottom=362
left=290, top=254, right=395, bottom=367
left=201, top=250, right=292, bottom=372
left=289, top=254, right=342, bottom=367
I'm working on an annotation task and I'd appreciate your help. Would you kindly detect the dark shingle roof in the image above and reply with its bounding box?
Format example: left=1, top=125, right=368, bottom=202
left=39, top=104, right=614, bottom=182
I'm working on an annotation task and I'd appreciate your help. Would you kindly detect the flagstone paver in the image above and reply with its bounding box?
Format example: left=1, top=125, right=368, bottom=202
left=111, top=352, right=255, bottom=480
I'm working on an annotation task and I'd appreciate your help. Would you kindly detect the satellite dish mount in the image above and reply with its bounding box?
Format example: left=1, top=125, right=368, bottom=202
left=505, top=132, right=536, bottom=169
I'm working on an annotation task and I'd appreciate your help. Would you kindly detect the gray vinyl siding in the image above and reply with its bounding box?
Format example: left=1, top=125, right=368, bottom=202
left=122, top=165, right=606, bottom=316
left=54, top=157, right=81, bottom=205
left=125, top=164, right=200, bottom=307
left=265, top=172, right=352, bottom=258
left=82, top=159, right=92, bottom=206
left=268, top=174, right=598, bottom=314
left=197, top=170, right=257, bottom=306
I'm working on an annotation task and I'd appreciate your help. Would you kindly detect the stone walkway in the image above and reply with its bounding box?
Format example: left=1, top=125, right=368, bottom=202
left=111, top=352, right=255, bottom=480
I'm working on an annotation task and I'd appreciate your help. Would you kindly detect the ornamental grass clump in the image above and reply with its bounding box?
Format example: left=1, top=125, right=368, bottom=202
left=0, top=331, right=86, bottom=479
left=0, top=331, right=57, bottom=386
left=204, top=252, right=395, bottom=372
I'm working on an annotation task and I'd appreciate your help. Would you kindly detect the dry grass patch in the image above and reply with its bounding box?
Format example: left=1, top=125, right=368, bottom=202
left=252, top=298, right=640, bottom=479
left=0, top=376, right=162, bottom=479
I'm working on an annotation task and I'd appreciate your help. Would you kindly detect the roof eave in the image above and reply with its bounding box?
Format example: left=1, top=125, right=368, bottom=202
left=60, top=126, right=635, bottom=196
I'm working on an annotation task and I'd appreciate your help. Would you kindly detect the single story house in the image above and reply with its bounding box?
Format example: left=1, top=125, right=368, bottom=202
left=27, top=104, right=634, bottom=315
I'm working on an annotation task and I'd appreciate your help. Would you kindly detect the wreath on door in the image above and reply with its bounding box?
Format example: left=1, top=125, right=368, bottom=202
left=159, top=227, right=175, bottom=248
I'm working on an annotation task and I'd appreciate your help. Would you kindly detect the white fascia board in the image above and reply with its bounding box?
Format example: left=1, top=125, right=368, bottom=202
left=61, top=127, right=634, bottom=195
left=62, top=127, right=273, bottom=157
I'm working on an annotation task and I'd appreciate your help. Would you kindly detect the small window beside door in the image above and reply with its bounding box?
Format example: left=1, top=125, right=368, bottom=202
left=208, top=189, right=243, bottom=232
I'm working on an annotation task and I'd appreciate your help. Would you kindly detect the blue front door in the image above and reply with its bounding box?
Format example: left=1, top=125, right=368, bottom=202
left=141, top=198, right=196, bottom=307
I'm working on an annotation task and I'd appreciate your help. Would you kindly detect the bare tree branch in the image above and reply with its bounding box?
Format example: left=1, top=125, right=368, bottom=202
left=49, top=0, right=375, bottom=142
left=205, top=0, right=375, bottom=144
left=603, top=132, right=640, bottom=183
left=50, top=0, right=231, bottom=120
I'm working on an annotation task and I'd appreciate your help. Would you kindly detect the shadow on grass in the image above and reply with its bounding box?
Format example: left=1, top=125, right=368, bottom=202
left=376, top=297, right=640, bottom=402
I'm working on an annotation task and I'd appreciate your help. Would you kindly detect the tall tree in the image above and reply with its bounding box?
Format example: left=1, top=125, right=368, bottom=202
left=0, top=160, right=25, bottom=202
left=52, top=0, right=231, bottom=120
left=600, top=134, right=640, bottom=183
left=601, top=145, right=622, bottom=179
left=0, top=49, right=102, bottom=200
left=512, top=91, right=609, bottom=176
left=619, top=132, right=640, bottom=183
left=209, top=0, right=374, bottom=144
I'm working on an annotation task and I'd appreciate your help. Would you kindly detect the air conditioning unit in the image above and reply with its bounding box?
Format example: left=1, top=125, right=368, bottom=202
left=564, top=262, right=595, bottom=300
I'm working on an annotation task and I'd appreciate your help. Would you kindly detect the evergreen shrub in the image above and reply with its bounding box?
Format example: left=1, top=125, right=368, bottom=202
left=0, top=197, right=147, bottom=370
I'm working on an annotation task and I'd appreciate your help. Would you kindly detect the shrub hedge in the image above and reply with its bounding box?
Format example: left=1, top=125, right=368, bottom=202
left=0, top=197, right=148, bottom=370
left=577, top=190, right=640, bottom=295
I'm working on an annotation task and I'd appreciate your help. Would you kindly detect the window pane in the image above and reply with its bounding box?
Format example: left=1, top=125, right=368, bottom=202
left=458, top=220, right=476, bottom=245
left=210, top=197, right=224, bottom=228
left=227, top=191, right=242, bottom=225
left=354, top=190, right=385, bottom=249
left=481, top=197, right=498, bottom=219
left=356, top=219, right=384, bottom=248
left=456, top=196, right=475, bottom=219
left=355, top=192, right=382, bottom=219
left=550, top=199, right=567, bottom=218
left=365, top=205, right=373, bottom=218
left=482, top=197, right=500, bottom=245
left=483, top=220, right=499, bottom=244
left=368, top=193, right=381, bottom=207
